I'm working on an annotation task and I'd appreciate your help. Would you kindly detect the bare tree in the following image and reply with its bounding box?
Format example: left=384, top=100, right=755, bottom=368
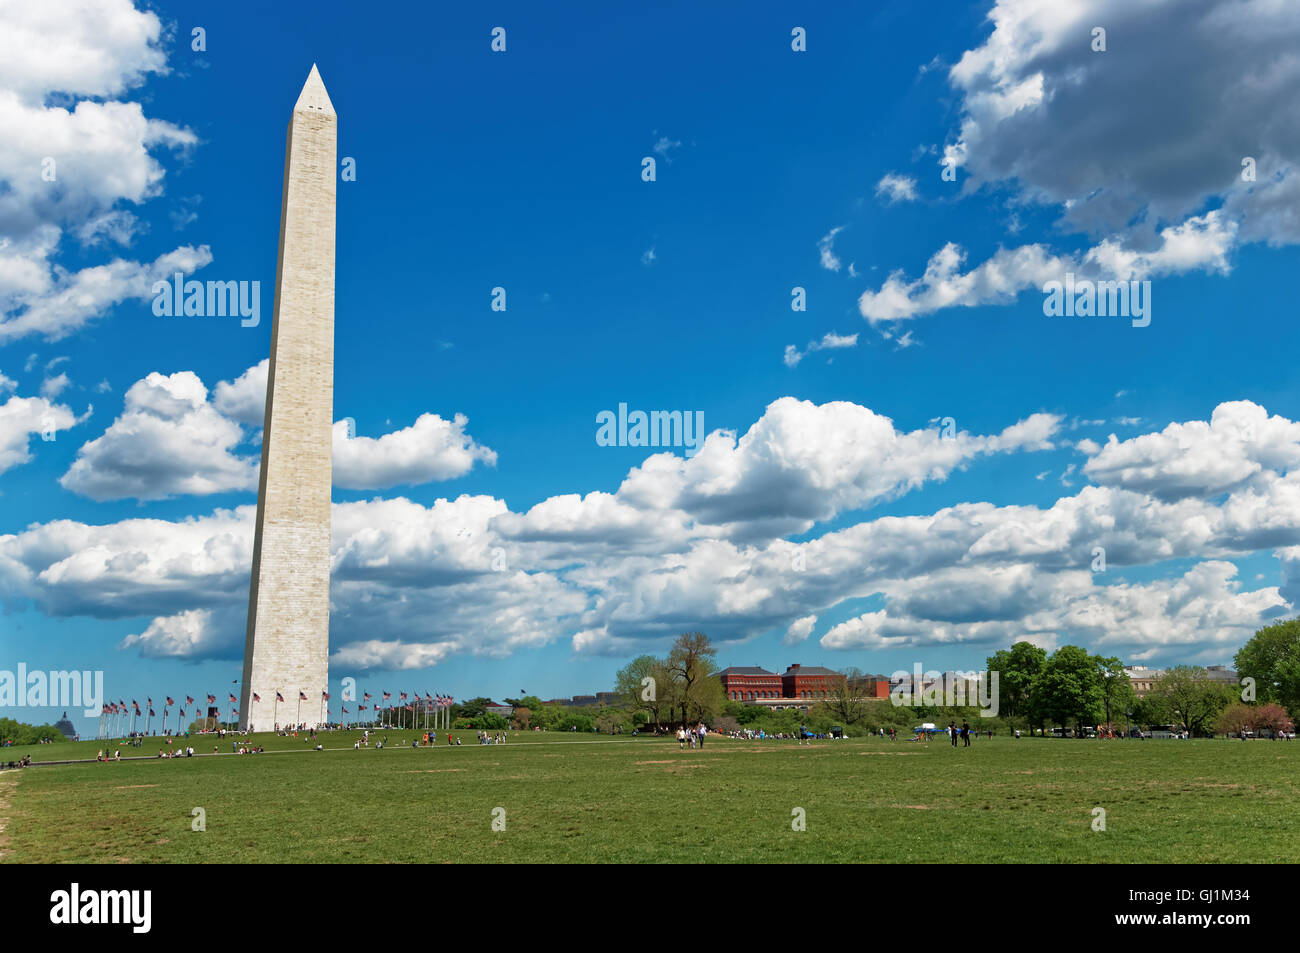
left=667, top=632, right=722, bottom=728
left=823, top=667, right=870, bottom=726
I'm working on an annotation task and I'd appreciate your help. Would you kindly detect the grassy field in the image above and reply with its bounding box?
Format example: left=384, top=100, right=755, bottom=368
left=2, top=730, right=1297, bottom=863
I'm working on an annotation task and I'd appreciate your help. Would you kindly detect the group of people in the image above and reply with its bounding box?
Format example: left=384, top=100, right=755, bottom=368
left=0, top=756, right=33, bottom=769
left=948, top=721, right=974, bottom=747
left=158, top=746, right=198, bottom=758
left=676, top=724, right=708, bottom=749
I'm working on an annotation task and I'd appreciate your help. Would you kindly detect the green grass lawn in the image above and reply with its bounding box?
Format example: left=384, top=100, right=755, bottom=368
left=2, top=731, right=1297, bottom=863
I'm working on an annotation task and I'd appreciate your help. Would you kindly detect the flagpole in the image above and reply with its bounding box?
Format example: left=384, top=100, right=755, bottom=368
left=296, top=693, right=302, bottom=728
left=273, top=694, right=278, bottom=731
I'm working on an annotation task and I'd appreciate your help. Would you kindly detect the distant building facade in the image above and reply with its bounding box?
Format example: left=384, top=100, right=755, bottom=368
left=849, top=674, right=893, bottom=699
left=781, top=664, right=845, bottom=700
left=719, top=666, right=783, bottom=701
left=1124, top=664, right=1238, bottom=699
left=1124, top=667, right=1165, bottom=698
left=717, top=663, right=849, bottom=707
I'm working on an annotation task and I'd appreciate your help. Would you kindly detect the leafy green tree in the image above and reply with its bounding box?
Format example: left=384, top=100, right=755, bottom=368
left=553, top=711, right=594, bottom=732
left=986, top=642, right=1048, bottom=719
left=504, top=695, right=546, bottom=712
left=0, top=717, right=68, bottom=746
left=476, top=711, right=508, bottom=730
left=1095, top=655, right=1132, bottom=732
left=1234, top=618, right=1300, bottom=715
left=454, top=697, right=493, bottom=719
left=1130, top=693, right=1170, bottom=728
left=1148, top=667, right=1235, bottom=736
left=1030, top=645, right=1102, bottom=730
left=1215, top=702, right=1255, bottom=736
left=615, top=654, right=672, bottom=727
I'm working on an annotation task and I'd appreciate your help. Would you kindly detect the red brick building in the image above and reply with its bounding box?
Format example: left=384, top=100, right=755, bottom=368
left=849, top=674, right=892, bottom=699
left=718, top=666, right=782, bottom=702
left=780, top=664, right=845, bottom=701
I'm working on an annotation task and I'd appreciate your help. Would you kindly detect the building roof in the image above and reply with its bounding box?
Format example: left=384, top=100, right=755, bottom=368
left=718, top=666, right=778, bottom=676
left=1204, top=666, right=1238, bottom=681
left=781, top=664, right=840, bottom=677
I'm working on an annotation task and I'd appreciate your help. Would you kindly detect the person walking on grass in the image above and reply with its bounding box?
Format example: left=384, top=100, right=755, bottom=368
left=677, top=727, right=686, bottom=749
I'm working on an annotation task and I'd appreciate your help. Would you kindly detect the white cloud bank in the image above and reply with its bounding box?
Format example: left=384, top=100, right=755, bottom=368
left=7, top=398, right=1295, bottom=673
left=0, top=0, right=211, bottom=343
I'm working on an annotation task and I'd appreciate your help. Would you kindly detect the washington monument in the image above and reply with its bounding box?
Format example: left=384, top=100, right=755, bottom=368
left=240, top=66, right=336, bottom=731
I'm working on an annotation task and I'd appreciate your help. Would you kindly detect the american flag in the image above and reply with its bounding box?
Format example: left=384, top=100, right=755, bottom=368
left=363, top=692, right=372, bottom=701
left=383, top=691, right=391, bottom=701
left=148, top=708, right=155, bottom=717
left=400, top=692, right=407, bottom=701
left=299, top=691, right=307, bottom=701
left=229, top=693, right=237, bottom=703
left=207, top=694, right=216, bottom=704
left=166, top=697, right=175, bottom=707
left=276, top=692, right=285, bottom=702
left=342, top=706, right=349, bottom=714
left=322, top=691, right=329, bottom=700
left=186, top=696, right=194, bottom=706
left=147, top=697, right=153, bottom=706
left=253, top=693, right=261, bottom=703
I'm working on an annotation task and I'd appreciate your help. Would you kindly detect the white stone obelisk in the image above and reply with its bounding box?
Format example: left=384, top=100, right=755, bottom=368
left=240, top=65, right=336, bottom=731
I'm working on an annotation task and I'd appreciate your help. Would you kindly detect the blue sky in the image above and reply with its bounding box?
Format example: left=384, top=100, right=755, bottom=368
left=4, top=0, right=1300, bottom=735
